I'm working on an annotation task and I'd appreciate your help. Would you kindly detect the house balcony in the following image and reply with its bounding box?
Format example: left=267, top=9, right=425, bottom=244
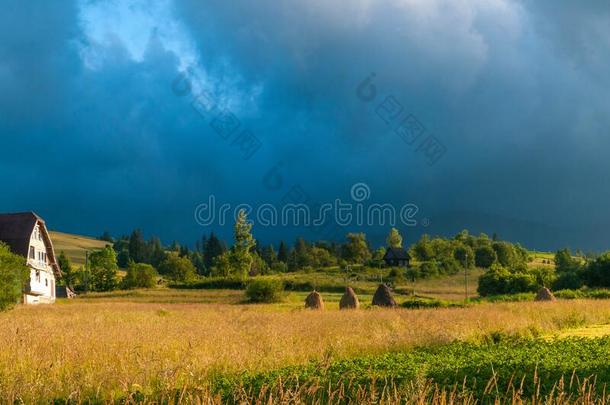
left=25, top=283, right=47, bottom=296
left=28, top=260, right=50, bottom=271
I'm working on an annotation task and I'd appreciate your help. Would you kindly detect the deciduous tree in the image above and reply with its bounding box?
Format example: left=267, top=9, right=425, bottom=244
left=89, top=246, right=118, bottom=291
left=341, top=233, right=371, bottom=264
left=386, top=228, right=403, bottom=248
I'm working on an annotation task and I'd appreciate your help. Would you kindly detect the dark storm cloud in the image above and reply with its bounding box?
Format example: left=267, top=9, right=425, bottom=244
left=174, top=0, right=610, bottom=248
left=1, top=0, right=610, bottom=250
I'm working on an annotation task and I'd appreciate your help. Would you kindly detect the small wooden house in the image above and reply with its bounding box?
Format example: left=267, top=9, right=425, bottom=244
left=0, top=212, right=62, bottom=304
left=383, top=247, right=410, bottom=267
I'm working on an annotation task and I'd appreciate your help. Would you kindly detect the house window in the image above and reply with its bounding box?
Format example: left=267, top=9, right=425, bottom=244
left=33, top=226, right=43, bottom=241
left=36, top=270, right=40, bottom=283
left=29, top=246, right=35, bottom=259
left=45, top=279, right=48, bottom=287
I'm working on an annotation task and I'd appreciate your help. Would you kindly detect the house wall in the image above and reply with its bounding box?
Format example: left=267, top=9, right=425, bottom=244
left=24, top=224, right=55, bottom=304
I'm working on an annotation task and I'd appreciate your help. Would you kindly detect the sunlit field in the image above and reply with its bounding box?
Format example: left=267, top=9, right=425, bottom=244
left=49, top=231, right=109, bottom=267
left=2, top=290, right=610, bottom=402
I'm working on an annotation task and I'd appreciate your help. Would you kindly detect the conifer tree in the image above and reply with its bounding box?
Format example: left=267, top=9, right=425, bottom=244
left=277, top=240, right=289, bottom=263
left=231, top=210, right=256, bottom=278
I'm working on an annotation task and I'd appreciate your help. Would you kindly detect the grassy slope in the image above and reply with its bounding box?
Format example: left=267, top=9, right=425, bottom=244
left=49, top=231, right=110, bottom=267
left=402, top=268, right=484, bottom=300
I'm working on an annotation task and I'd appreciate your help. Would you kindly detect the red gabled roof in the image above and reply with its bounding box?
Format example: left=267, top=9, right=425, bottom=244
left=0, top=212, right=61, bottom=278
left=0, top=212, right=41, bottom=256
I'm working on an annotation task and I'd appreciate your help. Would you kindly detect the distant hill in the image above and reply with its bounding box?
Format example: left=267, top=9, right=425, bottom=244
left=49, top=231, right=110, bottom=267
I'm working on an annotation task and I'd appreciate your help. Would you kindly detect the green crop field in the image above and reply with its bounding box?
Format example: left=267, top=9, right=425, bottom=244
left=224, top=336, right=610, bottom=402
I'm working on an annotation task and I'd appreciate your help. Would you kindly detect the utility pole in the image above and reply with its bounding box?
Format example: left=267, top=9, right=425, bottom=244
left=344, top=264, right=351, bottom=286
left=85, top=250, right=89, bottom=294
left=464, top=252, right=468, bottom=302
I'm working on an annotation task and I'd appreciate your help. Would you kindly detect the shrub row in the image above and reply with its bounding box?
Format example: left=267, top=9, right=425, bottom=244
left=400, top=297, right=466, bottom=309
left=170, top=277, right=371, bottom=294
left=554, top=288, right=610, bottom=300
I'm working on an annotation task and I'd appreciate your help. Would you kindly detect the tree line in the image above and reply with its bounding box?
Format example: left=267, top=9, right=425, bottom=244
left=58, top=210, right=417, bottom=292
left=477, top=246, right=610, bottom=296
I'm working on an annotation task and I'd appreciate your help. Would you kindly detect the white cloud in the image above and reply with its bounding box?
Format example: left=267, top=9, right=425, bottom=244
left=76, top=0, right=261, bottom=114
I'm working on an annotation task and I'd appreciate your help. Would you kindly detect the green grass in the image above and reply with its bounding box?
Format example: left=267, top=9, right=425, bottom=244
left=556, top=324, right=610, bottom=338
left=49, top=231, right=110, bottom=267
left=73, top=288, right=377, bottom=310
left=398, top=268, right=484, bottom=300
left=175, top=268, right=484, bottom=302
left=529, top=250, right=555, bottom=260
left=215, top=336, right=610, bottom=401
left=70, top=288, right=245, bottom=304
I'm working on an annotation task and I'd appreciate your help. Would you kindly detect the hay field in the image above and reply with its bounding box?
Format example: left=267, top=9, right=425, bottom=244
left=2, top=295, right=610, bottom=402
left=49, top=231, right=110, bottom=266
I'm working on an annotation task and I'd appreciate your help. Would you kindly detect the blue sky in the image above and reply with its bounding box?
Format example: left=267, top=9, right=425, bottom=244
left=1, top=0, right=610, bottom=250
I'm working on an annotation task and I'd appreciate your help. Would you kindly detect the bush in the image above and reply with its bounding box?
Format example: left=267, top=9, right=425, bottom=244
left=530, top=266, right=557, bottom=288
left=555, top=248, right=578, bottom=272
left=492, top=242, right=517, bottom=267
left=401, top=297, right=464, bottom=309
left=159, top=253, right=196, bottom=282
left=0, top=243, right=29, bottom=310
left=588, top=289, right=610, bottom=299
left=477, top=292, right=535, bottom=303
left=170, top=277, right=245, bottom=290
left=419, top=261, right=440, bottom=278
left=245, top=278, right=284, bottom=303
left=553, top=289, right=583, bottom=300
left=439, top=257, right=461, bottom=275
left=387, top=267, right=406, bottom=283
left=405, top=266, right=421, bottom=281
left=454, top=245, right=474, bottom=268
left=509, top=273, right=537, bottom=294
left=553, top=270, right=584, bottom=290
left=477, top=264, right=537, bottom=296
left=584, top=252, right=610, bottom=287
left=554, top=288, right=610, bottom=300
left=270, top=262, right=288, bottom=273
left=122, top=262, right=158, bottom=289
left=249, top=253, right=269, bottom=276
left=475, top=245, right=497, bottom=268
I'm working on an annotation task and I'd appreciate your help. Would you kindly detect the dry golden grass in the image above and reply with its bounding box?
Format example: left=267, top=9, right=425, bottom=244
left=400, top=269, right=484, bottom=300
left=49, top=231, right=110, bottom=267
left=2, top=297, right=610, bottom=402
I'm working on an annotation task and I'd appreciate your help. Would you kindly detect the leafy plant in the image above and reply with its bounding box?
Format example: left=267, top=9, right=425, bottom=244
left=122, top=262, right=158, bottom=289
left=245, top=278, right=284, bottom=303
left=0, top=243, right=29, bottom=310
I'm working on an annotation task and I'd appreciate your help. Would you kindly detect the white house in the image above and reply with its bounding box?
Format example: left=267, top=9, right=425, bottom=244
left=0, top=212, right=62, bottom=304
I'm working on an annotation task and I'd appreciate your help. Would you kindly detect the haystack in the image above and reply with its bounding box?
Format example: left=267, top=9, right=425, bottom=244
left=340, top=287, right=360, bottom=310
left=305, top=290, right=325, bottom=310
left=535, top=287, right=556, bottom=302
left=372, top=284, right=397, bottom=307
